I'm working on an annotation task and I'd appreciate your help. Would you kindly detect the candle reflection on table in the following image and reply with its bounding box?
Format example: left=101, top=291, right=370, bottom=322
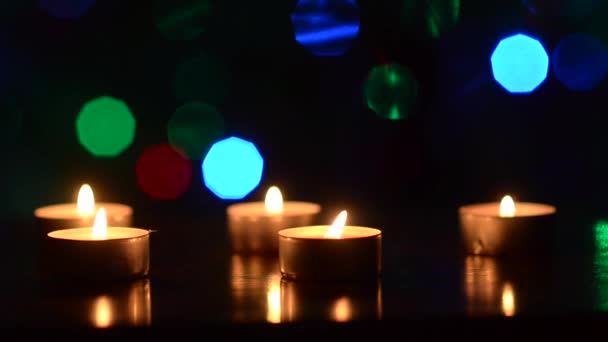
left=89, top=278, right=152, bottom=328
left=92, top=296, right=113, bottom=328
left=463, top=256, right=517, bottom=317
left=280, top=278, right=382, bottom=322
left=230, top=254, right=282, bottom=323
left=501, top=282, right=516, bottom=317
left=36, top=277, right=152, bottom=327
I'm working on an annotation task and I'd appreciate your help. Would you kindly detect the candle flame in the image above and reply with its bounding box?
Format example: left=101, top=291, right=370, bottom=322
left=324, top=210, right=347, bottom=239
left=77, top=184, right=95, bottom=216
left=92, top=207, right=107, bottom=240
left=499, top=195, right=515, bottom=217
left=502, top=283, right=516, bottom=317
left=265, top=186, right=283, bottom=214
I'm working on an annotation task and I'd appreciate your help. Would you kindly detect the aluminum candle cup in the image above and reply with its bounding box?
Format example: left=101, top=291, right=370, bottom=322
left=45, top=208, right=150, bottom=280
left=227, top=186, right=321, bottom=253
left=280, top=278, right=382, bottom=322
left=35, top=203, right=132, bottom=235
left=278, top=211, right=381, bottom=280
left=459, top=195, right=556, bottom=256
left=46, top=227, right=150, bottom=280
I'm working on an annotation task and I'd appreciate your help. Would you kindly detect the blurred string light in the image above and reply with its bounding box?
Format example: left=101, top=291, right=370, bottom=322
left=202, top=136, right=264, bottom=200
left=401, top=0, right=460, bottom=39
left=490, top=33, right=549, bottom=94
left=363, top=63, right=418, bottom=120
left=37, top=0, right=96, bottom=19
left=154, top=0, right=212, bottom=41
left=136, top=143, right=192, bottom=200
left=76, top=96, right=136, bottom=157
left=552, top=33, right=608, bottom=91
left=291, top=0, right=360, bottom=56
left=174, top=51, right=229, bottom=106
left=167, top=101, right=225, bottom=160
left=594, top=220, right=608, bottom=311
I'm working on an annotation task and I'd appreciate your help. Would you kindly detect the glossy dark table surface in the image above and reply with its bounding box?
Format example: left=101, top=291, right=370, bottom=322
left=2, top=203, right=607, bottom=335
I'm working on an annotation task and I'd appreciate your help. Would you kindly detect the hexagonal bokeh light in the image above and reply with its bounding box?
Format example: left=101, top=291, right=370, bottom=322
left=167, top=102, right=225, bottom=160
left=38, top=0, right=96, bottom=19
left=401, top=0, right=460, bottom=39
left=154, top=0, right=212, bottom=41
left=522, top=0, right=599, bottom=18
left=490, top=33, right=549, bottom=93
left=202, top=136, right=264, bottom=200
left=136, top=143, right=193, bottom=200
left=363, top=63, right=418, bottom=120
left=291, top=0, right=360, bottom=56
left=174, top=52, right=229, bottom=106
left=76, top=96, right=136, bottom=157
left=552, top=33, right=608, bottom=91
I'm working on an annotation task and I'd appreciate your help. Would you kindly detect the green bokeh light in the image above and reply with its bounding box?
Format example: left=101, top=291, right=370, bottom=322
left=363, top=63, right=418, bottom=120
left=401, top=0, right=460, bottom=39
left=594, top=220, right=608, bottom=311
left=167, top=102, right=225, bottom=160
left=76, top=96, right=136, bottom=157
left=154, top=0, right=212, bottom=41
left=174, top=52, right=229, bottom=106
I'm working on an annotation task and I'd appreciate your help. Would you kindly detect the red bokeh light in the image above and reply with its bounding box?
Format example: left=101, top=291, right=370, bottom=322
left=135, top=143, right=192, bottom=200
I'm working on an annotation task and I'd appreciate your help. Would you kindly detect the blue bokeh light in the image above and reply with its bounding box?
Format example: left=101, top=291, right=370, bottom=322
left=291, top=0, right=360, bottom=56
left=38, top=0, right=96, bottom=19
left=202, top=136, right=264, bottom=200
left=552, top=33, right=608, bottom=91
left=490, top=33, right=549, bottom=93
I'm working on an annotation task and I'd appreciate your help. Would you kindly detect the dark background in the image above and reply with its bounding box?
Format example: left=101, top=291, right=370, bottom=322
left=1, top=0, right=608, bottom=332
left=2, top=0, right=608, bottom=222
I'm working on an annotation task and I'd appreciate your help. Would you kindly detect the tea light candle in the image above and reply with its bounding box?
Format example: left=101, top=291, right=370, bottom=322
left=459, top=195, right=556, bottom=256
left=227, top=186, right=321, bottom=253
left=45, top=208, right=150, bottom=280
left=35, top=184, right=133, bottom=235
left=278, top=210, right=382, bottom=280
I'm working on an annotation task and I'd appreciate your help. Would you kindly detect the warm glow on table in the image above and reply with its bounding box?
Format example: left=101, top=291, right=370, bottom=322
left=93, top=296, right=113, bottom=328
left=266, top=274, right=281, bottom=324
left=332, top=297, right=353, bottom=322
left=502, top=283, right=516, bottom=317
